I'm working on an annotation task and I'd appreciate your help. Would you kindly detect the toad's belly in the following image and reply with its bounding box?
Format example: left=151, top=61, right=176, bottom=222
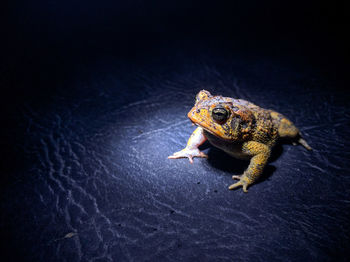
left=203, top=130, right=251, bottom=160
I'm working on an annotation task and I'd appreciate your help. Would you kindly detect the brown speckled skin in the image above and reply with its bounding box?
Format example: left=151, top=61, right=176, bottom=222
left=170, top=90, right=311, bottom=192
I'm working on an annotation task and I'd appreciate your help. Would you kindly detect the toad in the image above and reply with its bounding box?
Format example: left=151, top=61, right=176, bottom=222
left=168, top=90, right=311, bottom=192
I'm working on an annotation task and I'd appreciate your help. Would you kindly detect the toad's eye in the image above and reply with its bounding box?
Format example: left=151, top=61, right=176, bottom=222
left=212, top=106, right=229, bottom=122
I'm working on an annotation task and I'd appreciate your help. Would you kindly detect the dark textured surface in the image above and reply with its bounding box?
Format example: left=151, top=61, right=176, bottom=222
left=1, top=1, right=349, bottom=261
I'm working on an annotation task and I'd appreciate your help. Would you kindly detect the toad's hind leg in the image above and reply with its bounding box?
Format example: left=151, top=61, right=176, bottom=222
left=229, top=141, right=271, bottom=192
left=275, top=114, right=312, bottom=150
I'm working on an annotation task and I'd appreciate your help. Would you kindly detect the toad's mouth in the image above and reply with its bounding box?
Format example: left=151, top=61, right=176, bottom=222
left=187, top=108, right=218, bottom=135
left=187, top=106, right=233, bottom=141
left=188, top=114, right=232, bottom=141
left=188, top=116, right=209, bottom=130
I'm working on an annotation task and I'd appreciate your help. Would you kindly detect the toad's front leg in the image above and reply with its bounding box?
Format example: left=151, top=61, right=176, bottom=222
left=229, top=141, right=271, bottom=192
left=168, top=127, right=208, bottom=164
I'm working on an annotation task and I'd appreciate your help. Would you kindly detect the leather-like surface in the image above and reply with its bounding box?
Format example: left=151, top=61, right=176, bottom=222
left=1, top=50, right=349, bottom=261
left=1, top=1, right=349, bottom=261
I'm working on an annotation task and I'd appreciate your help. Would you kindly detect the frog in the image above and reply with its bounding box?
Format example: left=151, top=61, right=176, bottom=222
left=168, top=90, right=312, bottom=192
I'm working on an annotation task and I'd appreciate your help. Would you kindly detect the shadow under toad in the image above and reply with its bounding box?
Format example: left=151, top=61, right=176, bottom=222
left=202, top=142, right=284, bottom=185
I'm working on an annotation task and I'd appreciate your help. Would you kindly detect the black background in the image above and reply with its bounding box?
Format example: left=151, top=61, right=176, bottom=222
left=1, top=1, right=349, bottom=261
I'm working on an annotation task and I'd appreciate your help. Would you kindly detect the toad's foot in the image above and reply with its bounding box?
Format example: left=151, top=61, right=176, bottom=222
left=229, top=175, right=252, bottom=193
left=298, top=137, right=312, bottom=151
left=168, top=148, right=208, bottom=164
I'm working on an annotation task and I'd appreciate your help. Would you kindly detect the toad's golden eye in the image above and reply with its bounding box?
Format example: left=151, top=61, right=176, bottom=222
left=212, top=106, right=229, bottom=122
